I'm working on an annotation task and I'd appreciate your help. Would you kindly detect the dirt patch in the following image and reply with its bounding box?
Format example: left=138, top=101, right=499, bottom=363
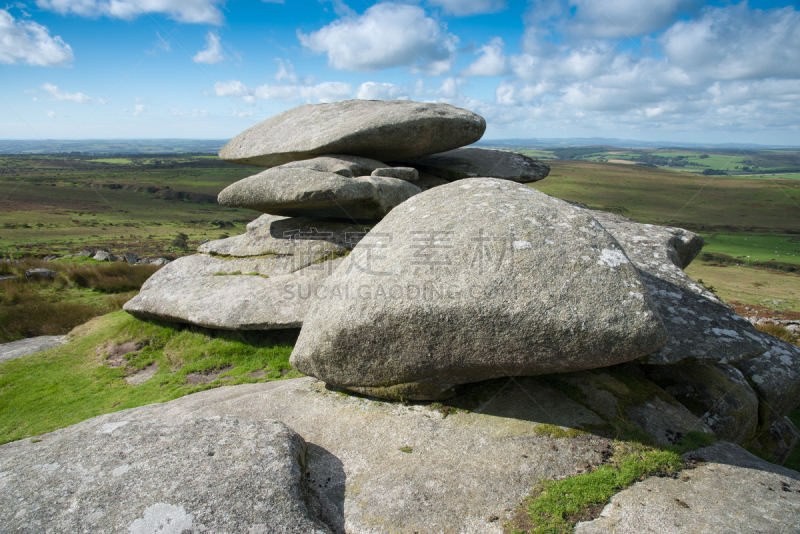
left=125, top=362, right=158, bottom=385
left=186, top=365, right=234, bottom=385
left=99, top=341, right=142, bottom=368
left=730, top=301, right=800, bottom=321
left=606, top=159, right=637, bottom=165
left=249, top=370, right=266, bottom=379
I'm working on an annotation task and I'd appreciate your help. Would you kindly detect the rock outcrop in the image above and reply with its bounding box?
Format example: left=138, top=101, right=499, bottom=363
left=218, top=100, right=486, bottom=167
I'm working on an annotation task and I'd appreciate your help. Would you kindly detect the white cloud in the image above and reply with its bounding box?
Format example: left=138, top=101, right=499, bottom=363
left=567, top=0, right=695, bottom=39
left=36, top=0, right=226, bottom=24
left=232, top=109, right=253, bottom=117
left=191, top=109, right=208, bottom=117
left=45, top=109, right=56, bottom=118
left=460, top=37, right=507, bottom=77
left=215, top=79, right=352, bottom=105
left=427, top=0, right=507, bottom=17
left=437, top=77, right=466, bottom=99
left=660, top=4, right=800, bottom=81
left=275, top=59, right=298, bottom=83
left=170, top=108, right=183, bottom=116
left=0, top=9, right=73, bottom=66
left=133, top=104, right=146, bottom=116
left=41, top=82, right=92, bottom=103
left=356, top=82, right=409, bottom=100
left=298, top=3, right=458, bottom=74
left=255, top=81, right=352, bottom=103
left=192, top=31, right=224, bottom=64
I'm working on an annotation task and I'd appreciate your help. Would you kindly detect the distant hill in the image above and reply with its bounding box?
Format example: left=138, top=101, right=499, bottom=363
left=0, top=139, right=227, bottom=155
left=475, top=138, right=800, bottom=150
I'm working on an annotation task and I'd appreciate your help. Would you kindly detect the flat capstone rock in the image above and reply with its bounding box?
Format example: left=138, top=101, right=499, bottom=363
left=123, top=255, right=344, bottom=330
left=279, top=154, right=390, bottom=177
left=219, top=100, right=486, bottom=167
left=291, top=178, right=669, bottom=400
left=199, top=214, right=373, bottom=258
left=575, top=441, right=800, bottom=534
left=371, top=167, right=419, bottom=181
left=399, top=147, right=550, bottom=183
left=218, top=167, right=422, bottom=222
left=0, top=414, right=331, bottom=533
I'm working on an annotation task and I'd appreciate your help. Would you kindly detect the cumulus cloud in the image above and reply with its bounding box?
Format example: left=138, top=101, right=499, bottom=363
left=170, top=108, right=183, bottom=116
left=298, top=3, right=458, bottom=74
left=659, top=4, right=800, bottom=81
left=192, top=109, right=207, bottom=117
left=192, top=31, right=224, bottom=64
left=481, top=2, right=800, bottom=139
left=0, top=9, right=73, bottom=66
left=460, top=37, right=507, bottom=77
left=45, top=109, right=56, bottom=118
left=356, top=82, right=409, bottom=100
left=215, top=79, right=352, bottom=104
left=36, top=0, right=225, bottom=24
left=232, top=109, right=253, bottom=117
left=427, top=0, right=507, bottom=17
left=41, top=82, right=92, bottom=103
left=133, top=104, right=146, bottom=116
left=567, top=0, right=696, bottom=39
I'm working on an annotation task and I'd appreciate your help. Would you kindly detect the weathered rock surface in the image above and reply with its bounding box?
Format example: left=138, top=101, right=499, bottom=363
left=575, top=441, right=800, bottom=534
left=218, top=167, right=422, bottom=222
left=279, top=154, right=389, bottom=177
left=415, top=171, right=450, bottom=190
left=1, top=377, right=619, bottom=534
left=400, top=147, right=550, bottom=183
left=0, top=415, right=331, bottom=533
left=736, top=332, right=800, bottom=417
left=219, top=100, right=486, bottom=167
left=199, top=214, right=371, bottom=258
left=291, top=178, right=669, bottom=400
left=371, top=166, right=419, bottom=181
left=123, top=255, right=343, bottom=330
left=749, top=415, right=800, bottom=465
left=557, top=367, right=714, bottom=445
left=632, top=363, right=759, bottom=444
left=587, top=210, right=768, bottom=365
left=122, top=251, right=139, bottom=264
left=0, top=335, right=67, bottom=363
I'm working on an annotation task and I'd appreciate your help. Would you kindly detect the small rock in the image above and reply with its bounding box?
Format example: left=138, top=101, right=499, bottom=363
left=93, top=250, right=116, bottom=262
left=400, top=147, right=550, bottom=183
left=371, top=167, right=419, bottom=181
left=280, top=154, right=390, bottom=177
left=123, top=252, right=139, bottom=264
left=25, top=268, right=57, bottom=280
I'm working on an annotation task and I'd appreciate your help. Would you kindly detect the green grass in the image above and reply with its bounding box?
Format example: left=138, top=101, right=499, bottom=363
left=88, top=158, right=134, bottom=164
left=701, top=234, right=800, bottom=265
left=0, top=310, right=300, bottom=445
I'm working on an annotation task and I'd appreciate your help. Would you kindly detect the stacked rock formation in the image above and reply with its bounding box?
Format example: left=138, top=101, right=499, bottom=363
left=125, top=99, right=549, bottom=330
left=123, top=99, right=800, bottom=465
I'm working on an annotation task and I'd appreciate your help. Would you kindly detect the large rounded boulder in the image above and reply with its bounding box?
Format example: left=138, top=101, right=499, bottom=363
left=289, top=178, right=669, bottom=400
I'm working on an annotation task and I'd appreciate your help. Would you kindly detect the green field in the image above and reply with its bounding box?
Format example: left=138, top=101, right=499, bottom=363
left=0, top=154, right=263, bottom=257
left=702, top=234, right=800, bottom=265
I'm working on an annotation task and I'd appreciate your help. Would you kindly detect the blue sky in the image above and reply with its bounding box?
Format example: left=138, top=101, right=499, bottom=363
left=2, top=0, right=800, bottom=144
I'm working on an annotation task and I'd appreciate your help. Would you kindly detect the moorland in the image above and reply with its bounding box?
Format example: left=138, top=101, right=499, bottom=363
left=1, top=145, right=799, bottom=530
